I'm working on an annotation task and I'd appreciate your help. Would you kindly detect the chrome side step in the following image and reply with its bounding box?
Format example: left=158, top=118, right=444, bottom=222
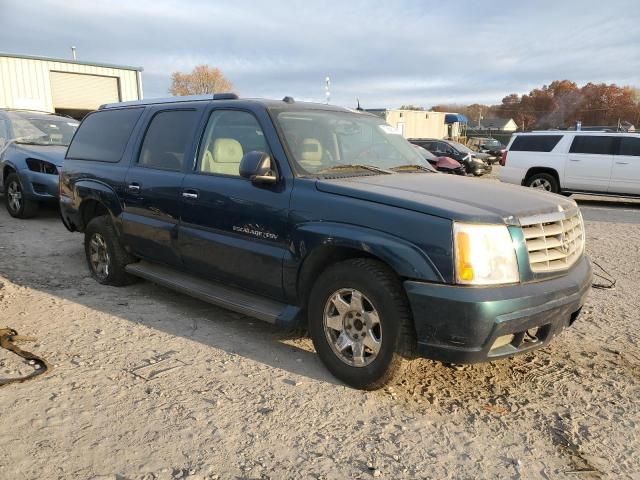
left=125, top=261, right=297, bottom=325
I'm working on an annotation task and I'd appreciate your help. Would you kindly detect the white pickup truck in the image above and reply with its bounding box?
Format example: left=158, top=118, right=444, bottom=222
left=499, top=131, right=640, bottom=197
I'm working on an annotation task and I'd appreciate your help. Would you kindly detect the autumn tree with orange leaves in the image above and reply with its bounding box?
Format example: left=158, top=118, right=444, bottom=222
left=432, top=80, right=640, bottom=130
left=169, top=65, right=234, bottom=96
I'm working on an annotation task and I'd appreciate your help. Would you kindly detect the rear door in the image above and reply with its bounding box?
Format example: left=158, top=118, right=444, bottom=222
left=121, top=107, right=201, bottom=266
left=564, top=135, right=614, bottom=192
left=178, top=107, right=293, bottom=300
left=609, top=136, right=640, bottom=195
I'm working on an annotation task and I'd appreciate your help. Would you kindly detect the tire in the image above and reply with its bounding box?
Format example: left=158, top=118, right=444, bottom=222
left=473, top=169, right=483, bottom=176
left=4, top=173, right=39, bottom=218
left=308, top=258, right=415, bottom=390
left=525, top=172, right=559, bottom=193
left=84, top=215, right=137, bottom=286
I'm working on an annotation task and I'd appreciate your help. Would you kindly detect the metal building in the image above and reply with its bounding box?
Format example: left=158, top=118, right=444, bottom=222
left=0, top=52, right=143, bottom=118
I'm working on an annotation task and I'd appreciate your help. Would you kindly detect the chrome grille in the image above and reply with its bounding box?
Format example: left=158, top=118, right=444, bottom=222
left=519, top=210, right=584, bottom=273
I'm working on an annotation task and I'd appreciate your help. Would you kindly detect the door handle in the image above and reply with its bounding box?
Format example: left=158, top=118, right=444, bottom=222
left=127, top=182, right=141, bottom=193
left=615, top=161, right=630, bottom=165
left=182, top=190, right=199, bottom=200
left=568, top=159, right=581, bottom=162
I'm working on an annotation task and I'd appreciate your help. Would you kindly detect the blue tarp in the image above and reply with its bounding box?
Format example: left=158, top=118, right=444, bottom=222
left=445, top=113, right=468, bottom=124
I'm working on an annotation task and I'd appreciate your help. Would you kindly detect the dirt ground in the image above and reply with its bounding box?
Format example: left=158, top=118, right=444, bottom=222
left=0, top=197, right=639, bottom=480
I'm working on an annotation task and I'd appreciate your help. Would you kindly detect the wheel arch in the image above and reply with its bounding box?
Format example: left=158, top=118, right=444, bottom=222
left=523, top=167, right=561, bottom=188
left=75, top=180, right=122, bottom=232
left=290, top=222, right=443, bottom=307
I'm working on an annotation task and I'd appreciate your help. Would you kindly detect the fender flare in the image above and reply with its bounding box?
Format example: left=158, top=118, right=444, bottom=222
left=287, top=222, right=444, bottom=301
left=74, top=179, right=122, bottom=228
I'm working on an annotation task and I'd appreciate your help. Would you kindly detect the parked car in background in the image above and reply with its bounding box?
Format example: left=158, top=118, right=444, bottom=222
left=468, top=137, right=505, bottom=162
left=412, top=144, right=466, bottom=175
left=409, top=138, right=492, bottom=176
left=59, top=95, right=591, bottom=390
left=0, top=109, right=79, bottom=218
left=500, top=131, right=640, bottom=196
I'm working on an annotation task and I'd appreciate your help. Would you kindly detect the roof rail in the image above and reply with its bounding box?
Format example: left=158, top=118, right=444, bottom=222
left=99, top=92, right=239, bottom=109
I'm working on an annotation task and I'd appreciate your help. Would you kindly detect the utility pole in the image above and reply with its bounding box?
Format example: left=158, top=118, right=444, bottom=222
left=325, top=76, right=331, bottom=105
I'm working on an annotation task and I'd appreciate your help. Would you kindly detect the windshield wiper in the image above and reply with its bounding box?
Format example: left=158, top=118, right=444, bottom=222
left=318, top=164, right=394, bottom=175
left=389, top=164, right=435, bottom=173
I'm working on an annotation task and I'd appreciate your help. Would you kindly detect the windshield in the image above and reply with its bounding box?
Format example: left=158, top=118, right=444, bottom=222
left=274, top=110, right=431, bottom=175
left=8, top=113, right=79, bottom=146
left=485, top=139, right=502, bottom=147
left=449, top=141, right=474, bottom=154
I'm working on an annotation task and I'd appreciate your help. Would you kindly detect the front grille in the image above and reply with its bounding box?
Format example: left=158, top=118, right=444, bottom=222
left=520, top=210, right=584, bottom=273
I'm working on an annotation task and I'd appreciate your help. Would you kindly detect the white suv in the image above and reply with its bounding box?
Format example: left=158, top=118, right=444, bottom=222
left=499, top=131, right=640, bottom=196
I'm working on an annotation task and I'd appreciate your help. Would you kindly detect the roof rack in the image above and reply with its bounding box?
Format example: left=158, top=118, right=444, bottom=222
left=99, top=93, right=239, bottom=110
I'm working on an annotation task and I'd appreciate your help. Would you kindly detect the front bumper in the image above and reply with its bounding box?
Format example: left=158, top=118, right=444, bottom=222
left=404, top=255, right=592, bottom=363
left=19, top=169, right=59, bottom=201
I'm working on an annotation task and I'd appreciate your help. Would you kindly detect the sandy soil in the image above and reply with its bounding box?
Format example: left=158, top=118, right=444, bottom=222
left=0, top=199, right=638, bottom=480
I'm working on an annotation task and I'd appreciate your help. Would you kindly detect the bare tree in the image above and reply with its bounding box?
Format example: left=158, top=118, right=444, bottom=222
left=169, top=65, right=234, bottom=96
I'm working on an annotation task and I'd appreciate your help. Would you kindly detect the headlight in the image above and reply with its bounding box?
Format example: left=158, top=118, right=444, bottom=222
left=453, top=223, right=519, bottom=285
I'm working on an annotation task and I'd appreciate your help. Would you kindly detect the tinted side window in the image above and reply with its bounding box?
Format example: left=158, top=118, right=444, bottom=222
left=138, top=110, right=199, bottom=171
left=67, top=108, right=143, bottom=162
left=618, top=137, right=640, bottom=156
left=197, top=110, right=268, bottom=176
left=510, top=135, right=563, bottom=152
left=569, top=136, right=614, bottom=155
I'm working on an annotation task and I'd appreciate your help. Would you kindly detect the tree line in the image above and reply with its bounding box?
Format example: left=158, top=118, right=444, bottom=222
left=430, top=80, right=640, bottom=130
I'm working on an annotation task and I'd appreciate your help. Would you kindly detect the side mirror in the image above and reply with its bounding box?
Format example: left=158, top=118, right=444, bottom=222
left=239, top=151, right=277, bottom=185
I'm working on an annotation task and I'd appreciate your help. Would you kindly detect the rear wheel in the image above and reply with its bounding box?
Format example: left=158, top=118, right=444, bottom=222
left=84, top=215, right=137, bottom=286
left=526, top=173, right=559, bottom=193
left=4, top=173, right=39, bottom=218
left=308, top=258, right=415, bottom=390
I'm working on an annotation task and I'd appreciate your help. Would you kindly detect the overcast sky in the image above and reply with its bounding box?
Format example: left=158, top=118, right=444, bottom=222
left=2, top=0, right=639, bottom=108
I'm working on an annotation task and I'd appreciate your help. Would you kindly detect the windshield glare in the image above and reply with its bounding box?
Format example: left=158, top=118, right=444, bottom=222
left=9, top=113, right=79, bottom=146
left=275, top=110, right=430, bottom=174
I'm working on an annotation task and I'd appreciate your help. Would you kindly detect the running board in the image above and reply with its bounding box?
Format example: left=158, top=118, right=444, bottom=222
left=125, top=261, right=300, bottom=326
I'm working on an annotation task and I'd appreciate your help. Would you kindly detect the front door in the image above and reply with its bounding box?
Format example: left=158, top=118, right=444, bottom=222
left=121, top=108, right=201, bottom=266
left=178, top=108, right=292, bottom=300
left=564, top=135, right=614, bottom=192
left=609, top=136, right=640, bottom=195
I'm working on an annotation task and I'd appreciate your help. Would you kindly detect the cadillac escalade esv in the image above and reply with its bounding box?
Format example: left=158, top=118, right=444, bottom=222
left=59, top=94, right=592, bottom=390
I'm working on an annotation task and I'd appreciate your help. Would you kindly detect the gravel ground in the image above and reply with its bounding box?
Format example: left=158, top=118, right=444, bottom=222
left=0, top=196, right=638, bottom=480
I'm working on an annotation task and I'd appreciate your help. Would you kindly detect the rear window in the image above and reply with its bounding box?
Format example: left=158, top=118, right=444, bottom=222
left=618, top=137, right=640, bottom=156
left=67, top=108, right=143, bottom=162
left=510, top=135, right=562, bottom=152
left=569, top=136, right=615, bottom=155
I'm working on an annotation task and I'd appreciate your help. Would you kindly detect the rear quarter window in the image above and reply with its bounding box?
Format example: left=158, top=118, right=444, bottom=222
left=569, top=136, right=615, bottom=155
left=618, top=137, right=640, bottom=156
left=66, top=108, right=144, bottom=162
left=509, top=135, right=563, bottom=152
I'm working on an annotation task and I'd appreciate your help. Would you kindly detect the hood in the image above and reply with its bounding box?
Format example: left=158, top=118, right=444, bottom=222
left=471, top=151, right=491, bottom=160
left=13, top=143, right=67, bottom=167
left=316, top=173, right=577, bottom=224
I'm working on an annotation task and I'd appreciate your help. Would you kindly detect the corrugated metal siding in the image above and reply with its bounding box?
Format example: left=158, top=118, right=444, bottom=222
left=50, top=71, right=119, bottom=109
left=0, top=56, right=140, bottom=112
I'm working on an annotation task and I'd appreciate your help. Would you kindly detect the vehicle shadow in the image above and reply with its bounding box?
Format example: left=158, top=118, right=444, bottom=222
left=0, top=199, right=341, bottom=386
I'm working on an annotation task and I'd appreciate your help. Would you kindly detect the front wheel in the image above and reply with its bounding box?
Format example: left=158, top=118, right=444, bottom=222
left=4, top=173, right=39, bottom=218
left=84, top=215, right=137, bottom=286
left=308, top=258, right=415, bottom=390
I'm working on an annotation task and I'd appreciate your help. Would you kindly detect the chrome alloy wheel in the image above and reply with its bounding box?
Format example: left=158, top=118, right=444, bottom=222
left=7, top=180, right=22, bottom=213
left=323, top=288, right=382, bottom=367
left=530, top=178, right=552, bottom=191
left=89, top=233, right=110, bottom=280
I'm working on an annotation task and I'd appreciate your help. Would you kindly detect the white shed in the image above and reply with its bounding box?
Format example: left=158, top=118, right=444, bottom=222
left=0, top=52, right=143, bottom=118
